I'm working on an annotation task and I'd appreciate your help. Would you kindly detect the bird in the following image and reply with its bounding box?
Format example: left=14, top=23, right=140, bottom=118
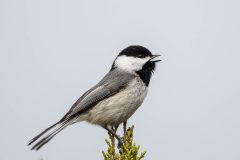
left=28, top=45, right=161, bottom=151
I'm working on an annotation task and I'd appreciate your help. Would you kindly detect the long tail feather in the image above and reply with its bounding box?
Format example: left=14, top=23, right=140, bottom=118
left=28, top=121, right=60, bottom=146
left=29, top=119, right=73, bottom=151
left=31, top=121, right=69, bottom=151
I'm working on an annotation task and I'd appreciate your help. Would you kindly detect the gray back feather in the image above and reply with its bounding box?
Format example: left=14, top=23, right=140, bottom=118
left=62, top=69, right=136, bottom=120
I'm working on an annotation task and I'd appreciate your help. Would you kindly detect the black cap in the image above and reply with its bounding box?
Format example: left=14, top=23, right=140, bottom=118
left=119, top=45, right=152, bottom=58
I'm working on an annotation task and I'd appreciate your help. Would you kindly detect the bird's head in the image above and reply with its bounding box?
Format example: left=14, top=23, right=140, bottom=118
left=112, top=45, right=161, bottom=73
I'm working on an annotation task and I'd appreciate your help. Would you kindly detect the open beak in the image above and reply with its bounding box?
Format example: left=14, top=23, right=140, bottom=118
left=150, top=54, right=161, bottom=62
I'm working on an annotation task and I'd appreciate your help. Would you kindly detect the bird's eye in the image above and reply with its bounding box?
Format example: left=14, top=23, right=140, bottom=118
left=137, top=55, right=145, bottom=58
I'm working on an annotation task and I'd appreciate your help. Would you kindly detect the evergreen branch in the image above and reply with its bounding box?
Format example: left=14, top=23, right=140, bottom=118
left=102, top=125, right=146, bottom=160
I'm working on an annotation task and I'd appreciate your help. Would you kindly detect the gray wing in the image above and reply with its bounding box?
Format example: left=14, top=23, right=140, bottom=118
left=61, top=69, right=136, bottom=120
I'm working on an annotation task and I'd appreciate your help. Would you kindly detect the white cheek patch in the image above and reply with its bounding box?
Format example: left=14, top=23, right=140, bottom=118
left=114, top=55, right=151, bottom=71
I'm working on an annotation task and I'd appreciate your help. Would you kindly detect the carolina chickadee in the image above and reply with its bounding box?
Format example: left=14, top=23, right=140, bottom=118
left=28, top=45, right=160, bottom=150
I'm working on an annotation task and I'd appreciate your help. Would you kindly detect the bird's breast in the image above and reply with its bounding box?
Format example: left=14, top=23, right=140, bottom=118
left=86, top=77, right=148, bottom=126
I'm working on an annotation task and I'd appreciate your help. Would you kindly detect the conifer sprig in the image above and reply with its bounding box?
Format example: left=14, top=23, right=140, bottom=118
left=102, top=126, right=146, bottom=160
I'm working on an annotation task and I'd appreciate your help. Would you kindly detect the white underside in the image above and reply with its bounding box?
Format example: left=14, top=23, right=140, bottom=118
left=74, top=77, right=148, bottom=127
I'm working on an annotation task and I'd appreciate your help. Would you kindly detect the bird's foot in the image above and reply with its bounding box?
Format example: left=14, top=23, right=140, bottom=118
left=117, top=139, right=123, bottom=149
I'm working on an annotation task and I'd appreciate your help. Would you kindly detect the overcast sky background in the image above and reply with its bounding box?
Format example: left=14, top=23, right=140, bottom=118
left=1, top=0, right=240, bottom=160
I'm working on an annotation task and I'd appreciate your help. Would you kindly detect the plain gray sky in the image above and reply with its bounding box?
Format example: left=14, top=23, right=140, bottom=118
left=1, top=0, right=240, bottom=160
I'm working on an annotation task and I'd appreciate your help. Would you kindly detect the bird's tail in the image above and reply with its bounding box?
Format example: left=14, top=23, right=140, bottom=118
left=28, top=119, right=73, bottom=151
